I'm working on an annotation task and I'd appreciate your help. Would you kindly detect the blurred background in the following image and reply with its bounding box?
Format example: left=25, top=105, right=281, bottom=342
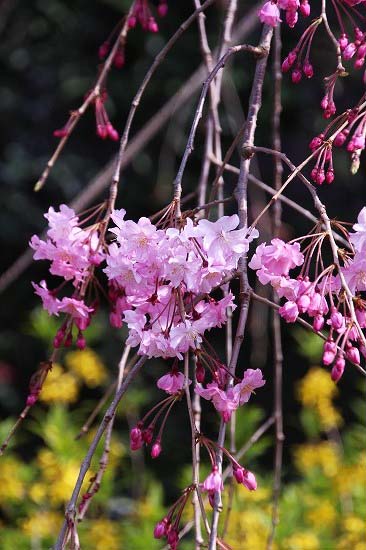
left=0, top=1, right=365, bottom=548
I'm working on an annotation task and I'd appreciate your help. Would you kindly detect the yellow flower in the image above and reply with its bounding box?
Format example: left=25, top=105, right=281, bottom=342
left=39, top=363, right=79, bottom=404
left=342, top=515, right=366, bottom=535
left=297, top=367, right=342, bottom=429
left=294, top=442, right=340, bottom=477
left=29, top=482, right=47, bottom=504
left=83, top=519, right=121, bottom=549
left=65, top=348, right=108, bottom=387
left=333, top=456, right=366, bottom=494
left=0, top=457, right=25, bottom=503
left=20, top=510, right=62, bottom=539
left=37, top=449, right=91, bottom=505
left=283, top=532, right=320, bottom=549
left=306, top=501, right=336, bottom=528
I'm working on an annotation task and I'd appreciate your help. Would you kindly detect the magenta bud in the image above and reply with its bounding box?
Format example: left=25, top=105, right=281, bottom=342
left=300, top=0, right=310, bottom=17
left=128, top=15, right=137, bottom=28
left=158, top=2, right=168, bottom=17
left=113, top=51, right=125, bottom=69
left=339, top=34, right=348, bottom=51
left=110, top=311, right=122, bottom=328
left=243, top=470, right=257, bottom=491
left=196, top=363, right=205, bottom=383
left=303, top=61, right=313, bottom=78
left=98, top=41, right=109, bottom=59
left=26, top=394, right=38, bottom=406
left=151, top=441, right=162, bottom=459
left=130, top=426, right=142, bottom=442
left=142, top=428, right=153, bottom=444
left=331, top=355, right=345, bottom=382
left=76, top=332, right=86, bottom=350
left=148, top=18, right=159, bottom=33
left=154, top=519, right=168, bottom=539
left=233, top=466, right=245, bottom=484
left=334, top=131, right=347, bottom=147
left=291, top=68, right=302, bottom=83
left=346, top=346, right=360, bottom=364
left=313, top=315, right=325, bottom=332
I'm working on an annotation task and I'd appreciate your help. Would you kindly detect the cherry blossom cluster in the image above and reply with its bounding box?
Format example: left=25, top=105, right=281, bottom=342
left=105, top=210, right=258, bottom=358
left=259, top=1, right=310, bottom=29
left=30, top=205, right=103, bottom=349
left=249, top=211, right=366, bottom=382
left=309, top=102, right=366, bottom=183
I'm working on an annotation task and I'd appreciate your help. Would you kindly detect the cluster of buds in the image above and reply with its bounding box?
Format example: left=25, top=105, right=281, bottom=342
left=309, top=103, right=366, bottom=179
left=98, top=40, right=125, bottom=69
left=258, top=0, right=310, bottom=28
left=128, top=0, right=168, bottom=33
left=250, top=211, right=366, bottom=382
left=281, top=18, right=321, bottom=83
left=153, top=485, right=194, bottom=549
left=94, top=91, right=119, bottom=141
left=309, top=134, right=334, bottom=184
left=130, top=387, right=182, bottom=458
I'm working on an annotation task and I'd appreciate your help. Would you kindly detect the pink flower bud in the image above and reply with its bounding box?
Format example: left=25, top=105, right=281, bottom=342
left=297, top=294, right=311, bottom=314
left=303, top=61, right=313, bottom=78
left=151, top=440, right=162, bottom=458
left=142, top=427, right=154, bottom=444
left=279, top=301, right=299, bottom=323
left=309, top=134, right=324, bottom=150
left=346, top=346, right=360, bottom=364
left=243, top=469, right=257, bottom=491
left=76, top=332, right=86, bottom=350
left=334, top=131, right=347, bottom=147
left=196, top=363, right=205, bottom=383
left=331, top=355, right=345, bottom=382
left=286, top=9, right=298, bottom=28
left=300, top=0, right=310, bottom=16
left=330, top=307, right=344, bottom=329
left=258, top=1, right=281, bottom=27
left=313, top=315, right=324, bottom=331
left=98, top=41, right=109, bottom=59
left=233, top=466, right=245, bottom=484
left=154, top=519, right=168, bottom=539
left=325, top=169, right=335, bottom=184
left=113, top=50, right=125, bottom=69
left=110, top=311, right=123, bottom=329
left=148, top=18, right=159, bottom=33
left=282, top=51, right=297, bottom=72
left=339, top=34, right=348, bottom=51
left=354, top=57, right=365, bottom=69
left=291, top=67, right=302, bottom=83
left=128, top=15, right=137, bottom=28
left=26, top=394, right=38, bottom=406
left=158, top=2, right=168, bottom=17
left=344, top=42, right=357, bottom=59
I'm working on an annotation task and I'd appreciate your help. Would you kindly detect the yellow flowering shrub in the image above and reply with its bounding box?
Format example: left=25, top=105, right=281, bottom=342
left=297, top=367, right=342, bottom=429
left=65, top=348, right=108, bottom=388
left=40, top=363, right=79, bottom=404
left=294, top=441, right=340, bottom=477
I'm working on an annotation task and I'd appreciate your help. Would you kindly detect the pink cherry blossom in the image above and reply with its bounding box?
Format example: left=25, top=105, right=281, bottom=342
left=202, top=467, right=223, bottom=494
left=157, top=370, right=189, bottom=394
left=259, top=1, right=281, bottom=27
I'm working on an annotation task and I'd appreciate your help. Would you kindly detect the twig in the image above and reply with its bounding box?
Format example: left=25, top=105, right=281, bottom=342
left=35, top=8, right=133, bottom=191
left=267, top=26, right=284, bottom=550
left=75, top=346, right=131, bottom=524
left=208, top=24, right=273, bottom=550
left=173, top=43, right=265, bottom=220
left=54, top=355, right=146, bottom=550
